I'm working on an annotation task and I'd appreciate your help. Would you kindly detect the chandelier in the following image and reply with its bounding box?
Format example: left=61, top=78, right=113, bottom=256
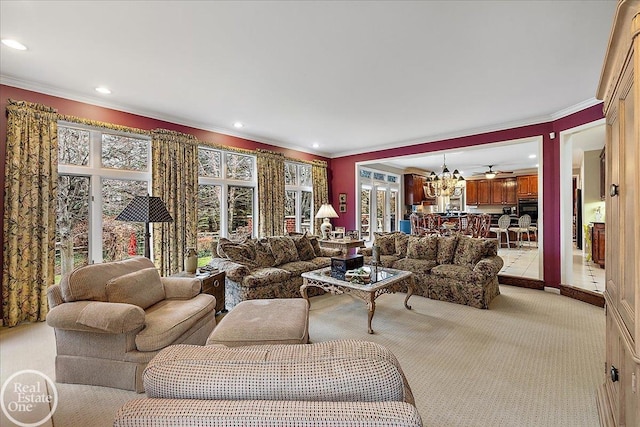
left=423, top=154, right=465, bottom=198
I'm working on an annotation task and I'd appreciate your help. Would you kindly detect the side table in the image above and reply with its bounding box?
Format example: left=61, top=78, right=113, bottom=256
left=318, top=239, right=365, bottom=256
left=171, top=270, right=226, bottom=314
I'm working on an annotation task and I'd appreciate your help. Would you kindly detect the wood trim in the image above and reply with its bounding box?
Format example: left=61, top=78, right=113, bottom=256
left=498, top=275, right=544, bottom=290
left=559, top=284, right=605, bottom=308
left=596, top=383, right=617, bottom=427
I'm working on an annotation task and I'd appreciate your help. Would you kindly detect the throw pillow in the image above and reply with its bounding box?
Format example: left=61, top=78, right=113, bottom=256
left=252, top=238, right=276, bottom=267
left=308, top=235, right=322, bottom=257
left=374, top=232, right=396, bottom=255
left=106, top=267, right=165, bottom=309
left=217, top=238, right=257, bottom=267
left=395, top=233, right=410, bottom=257
left=453, top=236, right=486, bottom=267
left=268, top=236, right=299, bottom=265
left=406, top=235, right=438, bottom=260
left=436, top=235, right=459, bottom=265
left=292, top=234, right=316, bottom=261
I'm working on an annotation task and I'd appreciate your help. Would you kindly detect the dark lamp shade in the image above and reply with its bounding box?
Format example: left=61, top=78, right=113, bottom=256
left=115, top=195, right=173, bottom=223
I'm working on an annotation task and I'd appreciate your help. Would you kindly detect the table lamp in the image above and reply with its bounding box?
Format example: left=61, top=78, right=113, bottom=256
left=315, top=203, right=339, bottom=240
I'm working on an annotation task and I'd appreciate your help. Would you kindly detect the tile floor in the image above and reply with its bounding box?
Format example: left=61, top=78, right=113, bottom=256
left=498, top=245, right=605, bottom=293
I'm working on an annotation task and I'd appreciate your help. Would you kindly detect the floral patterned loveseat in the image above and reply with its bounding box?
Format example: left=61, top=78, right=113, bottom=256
left=359, top=232, right=503, bottom=309
left=207, top=234, right=342, bottom=309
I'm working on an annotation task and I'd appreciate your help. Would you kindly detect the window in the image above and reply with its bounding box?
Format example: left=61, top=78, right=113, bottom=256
left=56, top=123, right=151, bottom=281
left=357, top=167, right=400, bottom=240
left=284, top=162, right=313, bottom=234
left=197, top=148, right=257, bottom=263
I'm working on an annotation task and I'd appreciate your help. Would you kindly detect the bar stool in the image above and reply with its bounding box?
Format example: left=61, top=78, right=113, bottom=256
left=489, top=214, right=511, bottom=248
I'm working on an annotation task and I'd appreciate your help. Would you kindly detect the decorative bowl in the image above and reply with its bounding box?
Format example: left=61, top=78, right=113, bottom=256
left=345, top=268, right=371, bottom=283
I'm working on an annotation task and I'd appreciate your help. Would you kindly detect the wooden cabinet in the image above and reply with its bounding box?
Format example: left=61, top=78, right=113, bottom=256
left=171, top=270, right=226, bottom=313
left=596, top=3, right=639, bottom=427
left=404, top=174, right=435, bottom=205
left=466, top=180, right=478, bottom=205
left=591, top=222, right=605, bottom=268
left=517, top=175, right=538, bottom=198
left=490, top=177, right=517, bottom=205
left=477, top=180, right=491, bottom=205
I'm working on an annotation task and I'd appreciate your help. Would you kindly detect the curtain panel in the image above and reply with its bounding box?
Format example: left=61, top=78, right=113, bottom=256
left=151, top=129, right=199, bottom=276
left=311, top=160, right=329, bottom=235
left=256, top=149, right=285, bottom=237
left=2, top=100, right=59, bottom=326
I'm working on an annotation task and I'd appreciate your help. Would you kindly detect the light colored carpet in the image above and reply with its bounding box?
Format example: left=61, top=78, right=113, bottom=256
left=0, top=285, right=604, bottom=427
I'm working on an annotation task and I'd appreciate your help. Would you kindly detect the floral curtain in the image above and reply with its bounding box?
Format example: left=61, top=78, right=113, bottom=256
left=2, top=100, right=58, bottom=326
left=256, top=149, right=285, bottom=237
left=311, top=160, right=329, bottom=235
left=151, top=129, right=199, bottom=276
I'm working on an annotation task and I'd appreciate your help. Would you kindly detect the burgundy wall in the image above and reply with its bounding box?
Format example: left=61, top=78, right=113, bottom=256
left=331, top=104, right=604, bottom=288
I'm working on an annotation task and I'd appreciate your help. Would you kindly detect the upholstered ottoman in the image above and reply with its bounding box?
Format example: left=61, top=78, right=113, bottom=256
left=206, top=298, right=309, bottom=347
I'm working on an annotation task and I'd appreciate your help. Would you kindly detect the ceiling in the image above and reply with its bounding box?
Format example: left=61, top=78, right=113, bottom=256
left=0, top=1, right=614, bottom=164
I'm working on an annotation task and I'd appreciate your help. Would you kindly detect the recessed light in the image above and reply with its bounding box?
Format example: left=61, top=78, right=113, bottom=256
left=1, top=39, right=27, bottom=50
left=95, top=87, right=111, bottom=94
left=535, top=164, right=539, bottom=168
left=312, top=143, right=320, bottom=149
left=528, top=154, right=536, bottom=159
left=233, top=122, right=243, bottom=129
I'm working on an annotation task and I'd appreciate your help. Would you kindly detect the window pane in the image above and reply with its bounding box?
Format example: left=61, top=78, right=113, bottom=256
left=228, top=185, right=253, bottom=238
left=377, top=190, right=386, bottom=231
left=299, top=165, right=312, bottom=186
left=198, top=184, right=221, bottom=262
left=58, top=127, right=89, bottom=166
left=361, top=189, right=371, bottom=240
left=102, top=179, right=147, bottom=261
left=102, top=134, right=148, bottom=171
left=226, top=153, right=253, bottom=181
left=56, top=175, right=90, bottom=282
left=285, top=163, right=297, bottom=186
left=390, top=191, right=397, bottom=232
left=284, top=191, right=296, bottom=234
left=301, top=191, right=312, bottom=233
left=198, top=148, right=221, bottom=178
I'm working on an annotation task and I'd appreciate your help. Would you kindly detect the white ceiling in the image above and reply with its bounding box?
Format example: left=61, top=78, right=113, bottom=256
left=0, top=1, right=614, bottom=165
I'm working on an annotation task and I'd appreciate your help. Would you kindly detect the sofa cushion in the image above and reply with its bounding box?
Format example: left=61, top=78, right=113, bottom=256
left=243, top=267, right=291, bottom=288
left=136, top=294, right=216, bottom=352
left=217, top=238, right=257, bottom=266
left=395, top=233, right=410, bottom=257
left=76, top=302, right=146, bottom=333
left=431, top=264, right=474, bottom=281
left=278, top=260, right=318, bottom=276
left=482, top=238, right=499, bottom=257
left=436, top=235, right=459, bottom=265
left=453, top=236, right=486, bottom=267
left=252, top=238, right=276, bottom=267
left=374, top=232, right=397, bottom=255
left=393, top=258, right=437, bottom=275
left=268, top=236, right=299, bottom=265
left=61, top=256, right=156, bottom=302
left=406, top=235, right=438, bottom=260
left=292, top=234, right=316, bottom=261
left=106, top=267, right=166, bottom=309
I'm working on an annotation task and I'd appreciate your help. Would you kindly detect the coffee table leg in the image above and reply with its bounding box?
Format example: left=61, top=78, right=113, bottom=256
left=300, top=279, right=310, bottom=306
left=367, top=293, right=376, bottom=334
left=404, top=277, right=414, bottom=310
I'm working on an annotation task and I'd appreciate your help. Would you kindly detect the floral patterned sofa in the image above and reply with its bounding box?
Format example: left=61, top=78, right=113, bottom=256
left=359, top=232, right=503, bottom=309
left=207, top=234, right=342, bottom=309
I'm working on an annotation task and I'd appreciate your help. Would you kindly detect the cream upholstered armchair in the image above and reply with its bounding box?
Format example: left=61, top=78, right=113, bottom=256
left=46, top=257, right=216, bottom=392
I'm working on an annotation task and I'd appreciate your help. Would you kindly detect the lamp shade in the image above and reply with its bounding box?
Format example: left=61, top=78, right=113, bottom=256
left=115, top=195, right=173, bottom=223
left=315, top=203, right=339, bottom=219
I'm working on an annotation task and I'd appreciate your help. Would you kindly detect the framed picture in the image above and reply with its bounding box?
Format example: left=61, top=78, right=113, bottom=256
left=339, top=193, right=347, bottom=203
left=331, top=227, right=345, bottom=240
left=346, top=230, right=360, bottom=240
left=339, top=203, right=347, bottom=213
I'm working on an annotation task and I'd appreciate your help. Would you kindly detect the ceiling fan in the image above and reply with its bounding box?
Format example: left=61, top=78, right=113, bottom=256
left=473, top=165, right=514, bottom=179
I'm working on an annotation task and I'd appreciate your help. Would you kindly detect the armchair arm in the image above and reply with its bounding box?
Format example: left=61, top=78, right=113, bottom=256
left=161, top=277, right=200, bottom=299
left=207, top=258, right=250, bottom=282
left=472, top=256, right=504, bottom=281
left=47, top=301, right=145, bottom=334
left=47, top=284, right=64, bottom=309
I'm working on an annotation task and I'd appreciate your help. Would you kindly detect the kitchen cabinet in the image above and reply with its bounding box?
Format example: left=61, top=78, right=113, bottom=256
left=517, top=175, right=538, bottom=198
left=595, top=3, right=639, bottom=426
left=466, top=180, right=478, bottom=205
left=404, top=174, right=436, bottom=205
left=488, top=178, right=517, bottom=205
left=477, top=180, right=491, bottom=205
left=590, top=222, right=605, bottom=268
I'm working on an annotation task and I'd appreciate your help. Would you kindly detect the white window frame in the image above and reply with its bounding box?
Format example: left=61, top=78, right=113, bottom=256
left=284, top=162, right=314, bottom=234
left=356, top=167, right=400, bottom=241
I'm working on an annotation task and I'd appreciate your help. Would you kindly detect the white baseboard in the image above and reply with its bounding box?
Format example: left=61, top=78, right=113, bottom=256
left=544, top=287, right=561, bottom=294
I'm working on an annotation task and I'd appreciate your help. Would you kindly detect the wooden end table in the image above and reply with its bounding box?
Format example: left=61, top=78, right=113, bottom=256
left=301, top=266, right=414, bottom=334
left=318, top=239, right=365, bottom=255
left=171, top=270, right=226, bottom=314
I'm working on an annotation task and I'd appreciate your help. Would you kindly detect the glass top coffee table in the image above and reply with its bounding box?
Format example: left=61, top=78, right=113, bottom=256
left=301, top=266, right=414, bottom=334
